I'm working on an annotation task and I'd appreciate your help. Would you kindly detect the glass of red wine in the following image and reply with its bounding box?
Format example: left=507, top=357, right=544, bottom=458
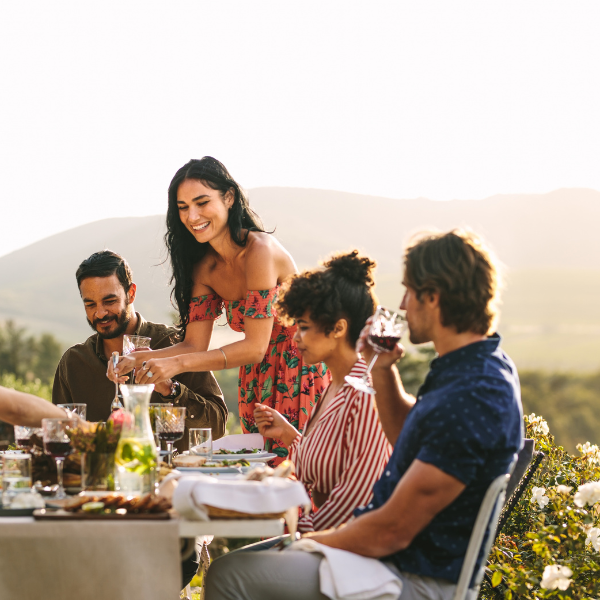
left=41, top=418, right=77, bottom=499
left=14, top=426, right=42, bottom=450
left=155, top=406, right=186, bottom=467
left=345, top=306, right=408, bottom=395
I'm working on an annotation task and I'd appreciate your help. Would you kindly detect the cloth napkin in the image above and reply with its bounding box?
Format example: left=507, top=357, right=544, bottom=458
left=171, top=473, right=310, bottom=521
left=211, top=433, right=265, bottom=451
left=287, top=538, right=402, bottom=600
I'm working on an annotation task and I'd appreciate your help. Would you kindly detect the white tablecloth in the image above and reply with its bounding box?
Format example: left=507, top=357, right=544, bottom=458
left=0, top=517, right=180, bottom=600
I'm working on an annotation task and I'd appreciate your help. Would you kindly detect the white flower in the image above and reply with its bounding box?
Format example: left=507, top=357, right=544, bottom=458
left=574, top=482, right=600, bottom=507
left=577, top=442, right=600, bottom=466
left=527, top=413, right=550, bottom=436
left=540, top=565, right=573, bottom=590
left=555, top=485, right=573, bottom=494
left=586, top=527, right=600, bottom=552
left=530, top=486, right=550, bottom=509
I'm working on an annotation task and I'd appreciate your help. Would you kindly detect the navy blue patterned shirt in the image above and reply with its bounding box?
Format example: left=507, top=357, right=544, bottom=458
left=354, top=334, right=523, bottom=583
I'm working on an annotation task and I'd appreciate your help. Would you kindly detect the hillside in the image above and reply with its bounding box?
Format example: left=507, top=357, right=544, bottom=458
left=0, top=187, right=599, bottom=371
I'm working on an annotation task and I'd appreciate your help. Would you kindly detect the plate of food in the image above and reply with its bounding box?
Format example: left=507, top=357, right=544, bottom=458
left=173, top=455, right=255, bottom=474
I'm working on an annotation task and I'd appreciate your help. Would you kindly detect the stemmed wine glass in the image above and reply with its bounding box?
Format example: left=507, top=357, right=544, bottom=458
left=155, top=406, right=186, bottom=467
left=14, top=425, right=42, bottom=450
left=41, top=417, right=77, bottom=499
left=345, top=306, right=408, bottom=395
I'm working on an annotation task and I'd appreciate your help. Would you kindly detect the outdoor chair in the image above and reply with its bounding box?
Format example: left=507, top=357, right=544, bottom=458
left=452, top=473, right=510, bottom=600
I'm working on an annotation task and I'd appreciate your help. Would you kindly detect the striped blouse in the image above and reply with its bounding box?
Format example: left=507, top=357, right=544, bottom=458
left=289, top=356, right=392, bottom=533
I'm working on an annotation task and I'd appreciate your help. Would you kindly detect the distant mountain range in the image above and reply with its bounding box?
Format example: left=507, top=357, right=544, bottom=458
left=0, top=187, right=599, bottom=370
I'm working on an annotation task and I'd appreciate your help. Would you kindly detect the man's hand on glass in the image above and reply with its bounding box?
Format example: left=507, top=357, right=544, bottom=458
left=356, top=315, right=405, bottom=370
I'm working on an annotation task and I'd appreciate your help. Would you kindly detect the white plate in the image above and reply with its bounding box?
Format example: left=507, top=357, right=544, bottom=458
left=177, top=465, right=254, bottom=474
left=207, top=451, right=276, bottom=461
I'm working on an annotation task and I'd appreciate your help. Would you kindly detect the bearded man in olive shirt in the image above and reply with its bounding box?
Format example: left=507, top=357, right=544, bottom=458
left=52, top=250, right=227, bottom=451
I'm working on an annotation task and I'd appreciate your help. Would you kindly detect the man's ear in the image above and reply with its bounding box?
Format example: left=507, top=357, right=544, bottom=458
left=127, top=283, right=137, bottom=304
left=426, top=290, right=440, bottom=308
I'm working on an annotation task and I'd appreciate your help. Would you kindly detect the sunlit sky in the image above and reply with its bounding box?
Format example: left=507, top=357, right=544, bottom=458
left=1, top=1, right=599, bottom=258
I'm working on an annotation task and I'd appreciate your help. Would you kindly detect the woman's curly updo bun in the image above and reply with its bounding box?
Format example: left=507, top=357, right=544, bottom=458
left=277, top=250, right=377, bottom=346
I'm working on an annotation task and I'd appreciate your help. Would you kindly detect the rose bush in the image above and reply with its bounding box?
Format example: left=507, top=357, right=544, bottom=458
left=482, top=414, right=600, bottom=599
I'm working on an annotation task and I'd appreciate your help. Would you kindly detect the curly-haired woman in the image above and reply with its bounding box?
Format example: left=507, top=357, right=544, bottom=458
left=254, top=250, right=392, bottom=531
left=111, top=157, right=329, bottom=458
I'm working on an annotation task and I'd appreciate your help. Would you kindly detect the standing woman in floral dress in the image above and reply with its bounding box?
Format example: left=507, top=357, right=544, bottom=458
left=112, top=157, right=329, bottom=459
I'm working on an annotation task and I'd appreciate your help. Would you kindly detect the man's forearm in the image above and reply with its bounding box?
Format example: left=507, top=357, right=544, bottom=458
left=1, top=387, right=67, bottom=427
left=371, top=363, right=415, bottom=446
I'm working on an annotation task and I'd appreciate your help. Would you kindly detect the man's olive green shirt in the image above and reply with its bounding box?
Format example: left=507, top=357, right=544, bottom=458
left=52, top=313, right=227, bottom=451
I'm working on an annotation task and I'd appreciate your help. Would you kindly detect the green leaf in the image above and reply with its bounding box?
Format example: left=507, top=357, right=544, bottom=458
left=245, top=364, right=253, bottom=375
left=273, top=447, right=289, bottom=457
left=259, top=289, right=270, bottom=299
left=261, top=376, right=273, bottom=401
left=271, top=346, right=278, bottom=357
left=246, top=307, right=256, bottom=317
left=277, top=383, right=289, bottom=394
left=300, top=407, right=308, bottom=415
left=276, top=334, right=287, bottom=344
left=288, top=357, right=299, bottom=369
left=491, top=571, right=502, bottom=588
left=301, top=365, right=309, bottom=376
left=292, top=381, right=300, bottom=398
left=260, top=362, right=272, bottom=374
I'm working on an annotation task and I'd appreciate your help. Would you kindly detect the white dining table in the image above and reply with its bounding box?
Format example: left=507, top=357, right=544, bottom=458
left=0, top=515, right=285, bottom=600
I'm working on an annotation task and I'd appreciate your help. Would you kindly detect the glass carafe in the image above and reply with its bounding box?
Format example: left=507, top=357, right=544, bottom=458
left=115, top=384, right=158, bottom=495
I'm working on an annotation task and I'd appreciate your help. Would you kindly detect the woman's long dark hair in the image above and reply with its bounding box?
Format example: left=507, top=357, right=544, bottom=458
left=165, top=157, right=266, bottom=336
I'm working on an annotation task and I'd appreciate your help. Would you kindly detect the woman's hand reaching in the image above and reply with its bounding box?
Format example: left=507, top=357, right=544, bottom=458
left=254, top=403, right=299, bottom=448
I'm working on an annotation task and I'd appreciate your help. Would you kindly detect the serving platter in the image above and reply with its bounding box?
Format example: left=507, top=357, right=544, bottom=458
left=33, top=508, right=170, bottom=520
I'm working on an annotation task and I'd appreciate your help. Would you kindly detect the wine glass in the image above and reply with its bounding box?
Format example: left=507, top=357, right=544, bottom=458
left=149, top=402, right=172, bottom=451
left=57, top=403, right=87, bottom=420
left=13, top=426, right=42, bottom=450
left=155, top=406, right=186, bottom=467
left=345, top=306, right=408, bottom=395
left=41, top=418, right=77, bottom=499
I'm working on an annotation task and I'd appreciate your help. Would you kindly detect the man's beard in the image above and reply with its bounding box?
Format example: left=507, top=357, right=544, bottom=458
left=88, top=306, right=132, bottom=340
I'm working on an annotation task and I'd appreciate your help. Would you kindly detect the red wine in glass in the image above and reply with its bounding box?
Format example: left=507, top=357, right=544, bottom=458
left=368, top=334, right=401, bottom=352
left=158, top=431, right=184, bottom=443
left=44, top=441, right=73, bottom=458
left=15, top=437, right=33, bottom=449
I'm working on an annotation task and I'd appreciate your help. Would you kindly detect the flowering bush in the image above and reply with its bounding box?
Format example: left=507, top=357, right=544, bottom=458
left=483, top=413, right=600, bottom=599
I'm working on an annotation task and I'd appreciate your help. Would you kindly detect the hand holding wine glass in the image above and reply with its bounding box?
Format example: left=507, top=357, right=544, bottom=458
left=346, top=306, right=408, bottom=395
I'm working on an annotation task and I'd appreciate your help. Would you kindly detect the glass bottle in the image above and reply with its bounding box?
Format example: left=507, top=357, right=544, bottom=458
left=115, top=384, right=158, bottom=495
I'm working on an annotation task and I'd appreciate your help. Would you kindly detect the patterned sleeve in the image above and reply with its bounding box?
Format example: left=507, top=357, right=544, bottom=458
left=298, top=390, right=391, bottom=533
left=189, top=293, right=223, bottom=322
left=243, top=287, right=278, bottom=319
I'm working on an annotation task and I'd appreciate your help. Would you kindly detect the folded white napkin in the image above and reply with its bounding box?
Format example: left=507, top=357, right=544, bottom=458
left=172, top=474, right=310, bottom=521
left=287, top=538, right=402, bottom=600
left=212, top=433, right=265, bottom=451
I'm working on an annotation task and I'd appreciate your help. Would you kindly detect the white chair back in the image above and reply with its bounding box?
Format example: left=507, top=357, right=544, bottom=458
left=452, top=473, right=509, bottom=600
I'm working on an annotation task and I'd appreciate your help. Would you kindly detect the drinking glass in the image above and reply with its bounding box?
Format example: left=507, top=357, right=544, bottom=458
left=2, top=454, right=32, bottom=507
left=345, top=306, right=408, bottom=395
left=149, top=402, right=172, bottom=450
left=13, top=426, right=42, bottom=450
left=42, top=418, right=77, bottom=499
left=189, top=428, right=212, bottom=460
left=123, top=335, right=151, bottom=379
left=155, top=406, right=186, bottom=467
left=57, top=403, right=87, bottom=420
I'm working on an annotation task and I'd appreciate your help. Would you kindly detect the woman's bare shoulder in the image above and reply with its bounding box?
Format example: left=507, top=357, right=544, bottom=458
left=191, top=255, right=218, bottom=297
left=245, top=232, right=297, bottom=278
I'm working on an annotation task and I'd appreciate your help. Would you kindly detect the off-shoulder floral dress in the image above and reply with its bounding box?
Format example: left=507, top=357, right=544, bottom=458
left=189, top=287, right=330, bottom=461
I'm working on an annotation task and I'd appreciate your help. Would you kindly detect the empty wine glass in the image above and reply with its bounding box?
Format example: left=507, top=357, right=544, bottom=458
left=42, top=418, right=77, bottom=499
left=345, top=306, right=408, bottom=395
left=155, top=406, right=186, bottom=467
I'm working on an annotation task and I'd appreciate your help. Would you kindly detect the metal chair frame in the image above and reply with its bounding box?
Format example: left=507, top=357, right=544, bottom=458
left=452, top=473, right=510, bottom=600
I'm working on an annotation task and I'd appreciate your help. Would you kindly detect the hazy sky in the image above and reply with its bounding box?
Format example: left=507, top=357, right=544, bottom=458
left=1, top=1, right=599, bottom=258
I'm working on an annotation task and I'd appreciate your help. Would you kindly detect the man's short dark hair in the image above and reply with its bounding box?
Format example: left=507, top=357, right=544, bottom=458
left=404, top=229, right=501, bottom=335
left=76, top=250, right=133, bottom=292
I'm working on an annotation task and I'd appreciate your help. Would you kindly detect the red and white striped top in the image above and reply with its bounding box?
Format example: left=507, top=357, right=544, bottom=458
left=289, top=356, right=392, bottom=533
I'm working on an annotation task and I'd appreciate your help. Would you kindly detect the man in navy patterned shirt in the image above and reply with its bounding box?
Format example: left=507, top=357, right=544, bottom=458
left=205, top=229, right=523, bottom=600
